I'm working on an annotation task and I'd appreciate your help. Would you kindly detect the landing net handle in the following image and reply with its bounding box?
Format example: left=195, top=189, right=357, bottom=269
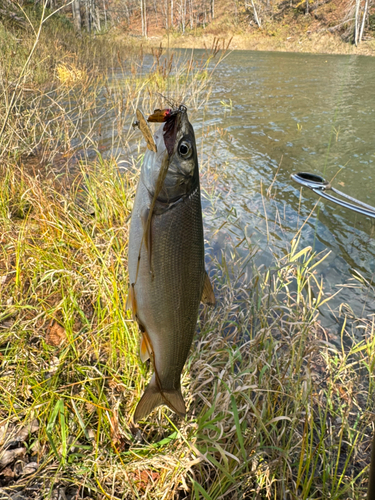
left=291, top=172, right=375, bottom=219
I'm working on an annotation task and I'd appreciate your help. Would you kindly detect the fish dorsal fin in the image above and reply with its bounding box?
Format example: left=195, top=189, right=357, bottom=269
left=201, top=271, right=215, bottom=306
left=140, top=332, right=151, bottom=363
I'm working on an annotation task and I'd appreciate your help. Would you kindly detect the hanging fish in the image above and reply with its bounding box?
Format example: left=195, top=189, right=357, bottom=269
left=127, top=106, right=215, bottom=422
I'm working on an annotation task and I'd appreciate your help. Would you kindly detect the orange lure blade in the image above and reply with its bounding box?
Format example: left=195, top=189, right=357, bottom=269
left=147, top=108, right=174, bottom=123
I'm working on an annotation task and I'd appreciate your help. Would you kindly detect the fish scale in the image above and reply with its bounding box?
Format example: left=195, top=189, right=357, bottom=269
left=129, top=180, right=204, bottom=389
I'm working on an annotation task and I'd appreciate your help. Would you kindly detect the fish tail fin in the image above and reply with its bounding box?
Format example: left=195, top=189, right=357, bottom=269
left=133, top=377, right=186, bottom=423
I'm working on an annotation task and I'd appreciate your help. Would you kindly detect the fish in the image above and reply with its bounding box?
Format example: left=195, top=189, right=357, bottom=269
left=127, top=106, right=215, bottom=423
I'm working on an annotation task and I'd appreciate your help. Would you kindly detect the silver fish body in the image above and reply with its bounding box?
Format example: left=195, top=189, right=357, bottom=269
left=127, top=109, right=214, bottom=422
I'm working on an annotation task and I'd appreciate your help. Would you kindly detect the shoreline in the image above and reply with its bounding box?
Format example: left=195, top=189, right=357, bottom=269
left=143, top=31, right=375, bottom=56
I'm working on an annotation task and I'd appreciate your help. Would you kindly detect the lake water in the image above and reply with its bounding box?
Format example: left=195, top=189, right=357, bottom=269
left=189, top=50, right=375, bottom=331
left=89, top=49, right=375, bottom=332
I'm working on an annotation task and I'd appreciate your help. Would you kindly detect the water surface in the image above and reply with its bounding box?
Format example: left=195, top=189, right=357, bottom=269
left=194, top=50, right=375, bottom=330
left=81, top=49, right=375, bottom=332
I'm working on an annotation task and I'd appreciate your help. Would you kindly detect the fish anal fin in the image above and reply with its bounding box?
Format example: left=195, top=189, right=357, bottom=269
left=201, top=271, right=216, bottom=306
left=133, top=377, right=186, bottom=423
left=140, top=332, right=151, bottom=363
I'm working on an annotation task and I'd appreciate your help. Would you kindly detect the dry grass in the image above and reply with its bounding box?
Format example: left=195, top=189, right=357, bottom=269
left=153, top=31, right=375, bottom=56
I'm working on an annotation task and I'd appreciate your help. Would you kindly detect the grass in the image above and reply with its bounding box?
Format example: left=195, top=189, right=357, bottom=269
left=0, top=162, right=374, bottom=498
left=155, top=28, right=375, bottom=56
left=0, top=8, right=374, bottom=500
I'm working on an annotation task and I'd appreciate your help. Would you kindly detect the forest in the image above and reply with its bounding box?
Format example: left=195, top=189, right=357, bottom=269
left=1, top=0, right=374, bottom=49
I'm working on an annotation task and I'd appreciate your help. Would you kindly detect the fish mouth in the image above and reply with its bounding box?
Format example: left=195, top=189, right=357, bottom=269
left=162, top=106, right=189, bottom=157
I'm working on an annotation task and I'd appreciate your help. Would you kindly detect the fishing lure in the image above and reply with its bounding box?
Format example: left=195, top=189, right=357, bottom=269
left=133, top=109, right=157, bottom=153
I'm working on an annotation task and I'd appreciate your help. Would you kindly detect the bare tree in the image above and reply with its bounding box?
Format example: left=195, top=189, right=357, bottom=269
left=72, top=0, right=82, bottom=31
left=103, top=0, right=107, bottom=29
left=358, top=0, right=369, bottom=42
left=353, top=0, right=371, bottom=45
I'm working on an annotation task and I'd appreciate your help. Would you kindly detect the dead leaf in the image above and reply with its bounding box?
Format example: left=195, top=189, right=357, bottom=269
left=338, top=181, right=345, bottom=187
left=85, top=403, right=96, bottom=414
left=110, top=409, right=127, bottom=451
left=0, top=447, right=26, bottom=469
left=0, top=466, right=15, bottom=479
left=46, top=320, right=66, bottom=346
left=130, top=469, right=160, bottom=491
left=21, top=462, right=38, bottom=475
left=15, top=419, right=39, bottom=442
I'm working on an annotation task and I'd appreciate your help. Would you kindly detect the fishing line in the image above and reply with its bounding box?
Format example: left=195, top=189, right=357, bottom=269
left=167, top=0, right=170, bottom=98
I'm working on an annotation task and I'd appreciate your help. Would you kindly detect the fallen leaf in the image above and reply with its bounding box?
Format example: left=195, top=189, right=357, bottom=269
left=46, top=320, right=66, bottom=346
left=21, top=462, right=39, bottom=475
left=0, top=466, right=14, bottom=479
left=130, top=469, right=160, bottom=491
left=15, top=419, right=39, bottom=442
left=0, top=447, right=26, bottom=469
left=338, top=181, right=345, bottom=187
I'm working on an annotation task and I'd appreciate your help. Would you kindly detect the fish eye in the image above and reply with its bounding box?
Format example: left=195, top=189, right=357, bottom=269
left=178, top=141, right=191, bottom=158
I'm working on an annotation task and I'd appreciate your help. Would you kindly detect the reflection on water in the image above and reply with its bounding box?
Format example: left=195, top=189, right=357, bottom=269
left=192, top=50, right=375, bottom=330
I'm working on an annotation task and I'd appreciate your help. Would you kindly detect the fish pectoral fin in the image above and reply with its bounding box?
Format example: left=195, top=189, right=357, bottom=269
left=140, top=206, right=151, bottom=253
left=133, top=377, right=186, bottom=423
left=140, top=332, right=152, bottom=363
left=125, top=284, right=133, bottom=311
left=125, top=284, right=137, bottom=319
left=201, top=271, right=216, bottom=306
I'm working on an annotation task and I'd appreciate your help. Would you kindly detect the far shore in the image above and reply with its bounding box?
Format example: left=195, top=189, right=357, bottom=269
left=142, top=31, right=375, bottom=56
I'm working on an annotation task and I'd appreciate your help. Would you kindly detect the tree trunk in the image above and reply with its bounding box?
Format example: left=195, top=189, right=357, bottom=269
left=182, top=0, right=186, bottom=32
left=84, top=0, right=91, bottom=33
left=171, top=0, right=174, bottom=27
left=359, top=0, right=369, bottom=43
left=305, top=0, right=309, bottom=15
left=72, top=0, right=81, bottom=32
left=154, top=0, right=158, bottom=27
left=162, top=0, right=168, bottom=29
left=140, top=0, right=144, bottom=35
left=102, top=0, right=107, bottom=29
left=144, top=0, right=148, bottom=37
left=96, top=5, right=101, bottom=31
left=211, top=0, right=214, bottom=19
left=354, top=0, right=360, bottom=45
left=251, top=0, right=261, bottom=27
